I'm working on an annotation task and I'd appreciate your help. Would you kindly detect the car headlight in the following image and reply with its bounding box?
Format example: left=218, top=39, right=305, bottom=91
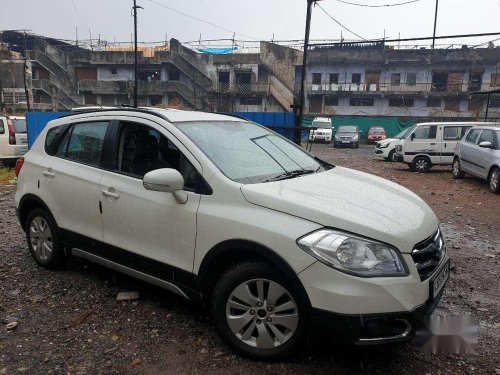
left=353, top=135, right=359, bottom=140
left=379, top=142, right=390, bottom=148
left=334, top=135, right=340, bottom=140
left=297, top=229, right=407, bottom=277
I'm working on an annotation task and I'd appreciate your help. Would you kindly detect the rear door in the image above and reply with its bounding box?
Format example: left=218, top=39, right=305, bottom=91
left=40, top=121, right=110, bottom=240
left=441, top=125, right=471, bottom=164
left=405, top=125, right=439, bottom=164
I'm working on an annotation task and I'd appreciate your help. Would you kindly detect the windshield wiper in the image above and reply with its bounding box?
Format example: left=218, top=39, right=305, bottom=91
left=264, top=169, right=316, bottom=182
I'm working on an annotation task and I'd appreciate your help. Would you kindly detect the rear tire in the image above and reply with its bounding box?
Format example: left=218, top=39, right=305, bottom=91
left=211, top=262, right=307, bottom=360
left=26, top=208, right=64, bottom=269
left=452, top=158, right=465, bottom=179
left=411, top=156, right=431, bottom=173
left=489, top=167, right=500, bottom=194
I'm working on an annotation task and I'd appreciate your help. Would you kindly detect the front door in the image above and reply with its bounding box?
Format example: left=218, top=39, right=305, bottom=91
left=475, top=129, right=496, bottom=179
left=405, top=125, right=439, bottom=164
left=460, top=129, right=482, bottom=175
left=441, top=125, right=471, bottom=165
left=99, top=119, right=201, bottom=274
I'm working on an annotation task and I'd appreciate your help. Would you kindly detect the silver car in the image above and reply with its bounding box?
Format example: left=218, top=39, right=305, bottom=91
left=453, top=126, right=500, bottom=193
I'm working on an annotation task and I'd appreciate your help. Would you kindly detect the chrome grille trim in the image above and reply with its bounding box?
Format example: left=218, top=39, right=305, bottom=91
left=411, top=229, right=445, bottom=281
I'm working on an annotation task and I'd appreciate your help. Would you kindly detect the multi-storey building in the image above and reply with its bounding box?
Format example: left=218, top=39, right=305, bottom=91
left=295, top=42, right=500, bottom=119
left=0, top=45, right=31, bottom=114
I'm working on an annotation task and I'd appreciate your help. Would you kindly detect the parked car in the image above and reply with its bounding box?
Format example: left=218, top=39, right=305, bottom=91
left=0, top=116, right=28, bottom=167
left=367, top=126, right=386, bottom=144
left=15, top=108, right=449, bottom=359
left=452, top=126, right=500, bottom=194
left=375, top=126, right=414, bottom=162
left=394, top=122, right=498, bottom=172
left=333, top=125, right=360, bottom=148
left=308, top=117, right=332, bottom=143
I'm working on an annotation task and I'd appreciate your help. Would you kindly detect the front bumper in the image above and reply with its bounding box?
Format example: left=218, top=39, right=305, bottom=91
left=394, top=153, right=404, bottom=162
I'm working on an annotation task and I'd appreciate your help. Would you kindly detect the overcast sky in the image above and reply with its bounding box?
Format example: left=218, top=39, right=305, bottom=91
left=1, top=0, right=499, bottom=47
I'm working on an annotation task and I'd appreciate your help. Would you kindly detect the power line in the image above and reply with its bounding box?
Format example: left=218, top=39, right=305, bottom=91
left=335, top=0, right=422, bottom=7
left=70, top=0, right=85, bottom=32
left=143, top=0, right=259, bottom=41
left=316, top=3, right=366, bottom=40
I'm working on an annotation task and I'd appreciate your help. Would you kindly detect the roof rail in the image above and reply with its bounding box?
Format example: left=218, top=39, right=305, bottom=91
left=59, top=107, right=172, bottom=122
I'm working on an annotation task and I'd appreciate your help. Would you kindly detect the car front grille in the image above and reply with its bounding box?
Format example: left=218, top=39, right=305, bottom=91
left=411, top=229, right=445, bottom=281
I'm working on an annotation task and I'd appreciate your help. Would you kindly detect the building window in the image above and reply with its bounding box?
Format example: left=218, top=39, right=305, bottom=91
left=111, top=67, right=118, bottom=75
left=349, top=97, right=374, bottom=106
left=468, top=72, right=483, bottom=91
left=329, top=73, right=339, bottom=84
left=490, top=98, right=500, bottom=108
left=391, top=73, right=401, bottom=86
left=351, top=73, right=361, bottom=84
left=240, top=97, right=262, bottom=105
left=432, top=72, right=448, bottom=91
left=491, top=73, right=500, bottom=87
left=312, top=73, right=322, bottom=85
left=406, top=73, right=417, bottom=86
left=389, top=98, right=414, bottom=107
left=324, top=96, right=338, bottom=106
left=426, top=98, right=442, bottom=107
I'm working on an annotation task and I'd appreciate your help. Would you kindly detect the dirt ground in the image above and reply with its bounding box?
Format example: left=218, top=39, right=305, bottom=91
left=0, top=145, right=499, bottom=375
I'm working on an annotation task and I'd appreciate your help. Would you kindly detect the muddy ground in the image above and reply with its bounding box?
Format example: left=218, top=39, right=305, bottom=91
left=0, top=145, right=499, bottom=375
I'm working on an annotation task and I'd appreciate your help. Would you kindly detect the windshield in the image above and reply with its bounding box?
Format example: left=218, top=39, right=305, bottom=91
left=396, top=126, right=415, bottom=139
left=370, top=127, right=385, bottom=134
left=11, top=118, right=27, bottom=133
left=338, top=126, right=357, bottom=133
left=312, top=120, right=331, bottom=129
left=175, top=121, right=325, bottom=184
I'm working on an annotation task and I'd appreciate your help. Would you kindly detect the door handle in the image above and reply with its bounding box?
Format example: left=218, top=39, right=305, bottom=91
left=42, top=170, right=55, bottom=178
left=430, top=143, right=436, bottom=146
left=444, top=143, right=447, bottom=149
left=102, top=189, right=120, bottom=199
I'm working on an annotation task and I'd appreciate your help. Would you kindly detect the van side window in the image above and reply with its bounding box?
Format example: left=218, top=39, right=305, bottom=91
left=414, top=125, right=437, bottom=139
left=60, top=122, right=109, bottom=166
left=465, top=129, right=480, bottom=144
left=443, top=127, right=460, bottom=140
left=116, top=122, right=199, bottom=191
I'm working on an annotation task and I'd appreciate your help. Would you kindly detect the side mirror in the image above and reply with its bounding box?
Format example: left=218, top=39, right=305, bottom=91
left=143, top=168, right=184, bottom=193
left=410, top=133, right=416, bottom=141
left=479, top=141, right=492, bottom=148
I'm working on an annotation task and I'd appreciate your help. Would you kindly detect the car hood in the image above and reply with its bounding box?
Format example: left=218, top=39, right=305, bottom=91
left=241, top=167, right=438, bottom=253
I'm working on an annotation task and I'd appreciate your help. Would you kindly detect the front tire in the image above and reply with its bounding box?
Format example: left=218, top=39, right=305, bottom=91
left=452, top=158, right=465, bottom=179
left=211, top=262, right=307, bottom=360
left=411, top=156, right=431, bottom=173
left=26, top=208, right=64, bottom=268
left=388, top=149, right=396, bottom=162
left=489, top=167, right=500, bottom=194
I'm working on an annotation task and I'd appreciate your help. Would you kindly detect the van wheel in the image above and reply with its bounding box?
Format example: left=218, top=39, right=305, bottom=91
left=452, top=158, right=465, bottom=179
left=411, top=157, right=431, bottom=173
left=489, top=168, right=500, bottom=194
left=211, top=262, right=307, bottom=360
left=26, top=208, right=64, bottom=269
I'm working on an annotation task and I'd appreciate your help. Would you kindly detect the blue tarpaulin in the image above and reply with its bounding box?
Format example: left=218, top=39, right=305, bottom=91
left=26, top=112, right=68, bottom=149
left=197, top=47, right=238, bottom=54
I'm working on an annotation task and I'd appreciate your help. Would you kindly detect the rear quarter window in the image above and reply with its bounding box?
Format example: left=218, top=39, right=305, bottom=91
left=45, top=125, right=71, bottom=156
left=0, top=119, right=4, bottom=134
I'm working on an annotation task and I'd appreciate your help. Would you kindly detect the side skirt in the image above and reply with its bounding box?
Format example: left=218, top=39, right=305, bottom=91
left=59, top=228, right=202, bottom=303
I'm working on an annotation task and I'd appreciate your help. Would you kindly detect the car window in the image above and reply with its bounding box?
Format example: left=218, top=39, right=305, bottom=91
left=45, top=125, right=71, bottom=156
left=443, top=126, right=460, bottom=140
left=10, top=118, right=27, bottom=133
left=338, top=126, right=357, bottom=133
left=465, top=129, right=480, bottom=144
left=477, top=130, right=494, bottom=145
left=116, top=122, right=199, bottom=191
left=0, top=119, right=4, bottom=134
left=414, top=125, right=437, bottom=139
left=58, top=122, right=109, bottom=167
left=370, top=127, right=385, bottom=134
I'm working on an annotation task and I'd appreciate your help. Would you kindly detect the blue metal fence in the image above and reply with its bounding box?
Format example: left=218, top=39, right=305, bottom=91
left=26, top=112, right=68, bottom=149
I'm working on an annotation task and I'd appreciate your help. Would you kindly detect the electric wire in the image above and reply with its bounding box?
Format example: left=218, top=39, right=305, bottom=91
left=316, top=3, right=366, bottom=40
left=335, top=0, right=423, bottom=7
left=142, top=0, right=259, bottom=41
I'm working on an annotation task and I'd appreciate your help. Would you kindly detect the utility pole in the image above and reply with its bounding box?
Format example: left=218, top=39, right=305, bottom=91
left=432, top=0, right=439, bottom=49
left=296, top=0, right=319, bottom=145
left=485, top=92, right=491, bottom=121
left=132, top=0, right=143, bottom=108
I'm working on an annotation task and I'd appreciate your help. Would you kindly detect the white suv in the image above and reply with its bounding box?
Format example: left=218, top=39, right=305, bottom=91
left=15, top=108, right=449, bottom=359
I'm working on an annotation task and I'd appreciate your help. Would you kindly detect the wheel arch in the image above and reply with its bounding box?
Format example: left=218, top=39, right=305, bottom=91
left=18, top=194, right=55, bottom=231
left=197, top=239, right=311, bottom=307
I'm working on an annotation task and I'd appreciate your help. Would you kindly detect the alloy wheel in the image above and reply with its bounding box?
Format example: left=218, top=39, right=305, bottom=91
left=490, top=170, right=499, bottom=192
left=415, top=159, right=429, bottom=172
left=225, top=279, right=298, bottom=349
left=29, top=216, right=53, bottom=261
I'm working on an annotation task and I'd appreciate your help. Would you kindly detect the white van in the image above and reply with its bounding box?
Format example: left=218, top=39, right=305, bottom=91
left=0, top=116, right=28, bottom=166
left=308, top=117, right=332, bottom=143
left=394, top=122, right=499, bottom=172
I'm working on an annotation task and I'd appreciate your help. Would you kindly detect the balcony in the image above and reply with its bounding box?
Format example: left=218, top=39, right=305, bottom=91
left=212, top=82, right=270, bottom=94
left=299, top=82, right=472, bottom=95
left=77, top=80, right=167, bottom=95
